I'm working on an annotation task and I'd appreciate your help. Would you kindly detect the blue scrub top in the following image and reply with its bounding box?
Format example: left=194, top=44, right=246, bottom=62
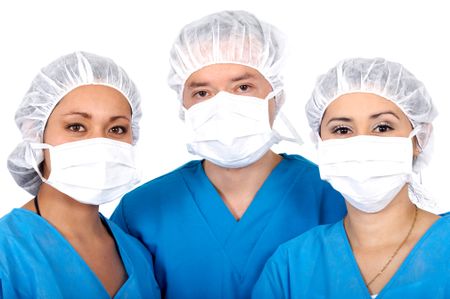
left=0, top=209, right=160, bottom=299
left=252, top=215, right=450, bottom=298
left=111, top=154, right=346, bottom=299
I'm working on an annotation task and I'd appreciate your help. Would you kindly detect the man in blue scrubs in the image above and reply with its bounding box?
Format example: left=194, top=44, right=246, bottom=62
left=111, top=10, right=346, bottom=299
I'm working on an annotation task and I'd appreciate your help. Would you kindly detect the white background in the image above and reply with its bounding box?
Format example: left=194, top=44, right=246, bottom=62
left=0, top=0, right=449, bottom=218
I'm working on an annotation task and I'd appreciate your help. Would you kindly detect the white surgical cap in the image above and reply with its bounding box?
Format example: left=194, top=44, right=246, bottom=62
left=306, top=57, right=438, bottom=172
left=168, top=10, right=286, bottom=104
left=7, top=51, right=142, bottom=195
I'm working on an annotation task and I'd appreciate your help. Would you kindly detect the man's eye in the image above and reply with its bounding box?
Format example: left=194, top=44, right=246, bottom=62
left=194, top=90, right=208, bottom=97
left=239, top=85, right=249, bottom=91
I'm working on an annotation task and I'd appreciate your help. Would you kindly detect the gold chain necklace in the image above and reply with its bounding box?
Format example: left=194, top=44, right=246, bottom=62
left=366, top=205, right=418, bottom=287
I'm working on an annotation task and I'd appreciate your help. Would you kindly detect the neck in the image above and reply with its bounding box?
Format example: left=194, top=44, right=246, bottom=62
left=33, top=184, right=104, bottom=239
left=203, top=150, right=282, bottom=219
left=344, top=185, right=417, bottom=249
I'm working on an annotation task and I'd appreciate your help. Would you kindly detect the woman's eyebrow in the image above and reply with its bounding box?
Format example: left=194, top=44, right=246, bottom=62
left=370, top=111, right=400, bottom=120
left=62, top=112, right=91, bottom=119
left=110, top=115, right=131, bottom=122
left=62, top=112, right=130, bottom=122
left=326, top=117, right=352, bottom=126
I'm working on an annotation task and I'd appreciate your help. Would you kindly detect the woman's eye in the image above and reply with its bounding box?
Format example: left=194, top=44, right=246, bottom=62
left=110, top=126, right=127, bottom=135
left=194, top=90, right=209, bottom=98
left=374, top=123, right=393, bottom=133
left=332, top=126, right=351, bottom=135
left=67, top=124, right=85, bottom=132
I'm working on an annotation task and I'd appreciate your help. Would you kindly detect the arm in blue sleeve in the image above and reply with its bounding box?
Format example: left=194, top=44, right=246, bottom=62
left=0, top=273, right=18, bottom=299
left=252, top=247, right=290, bottom=299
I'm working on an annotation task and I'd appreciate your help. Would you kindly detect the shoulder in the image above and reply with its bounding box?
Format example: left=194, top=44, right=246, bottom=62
left=0, top=210, right=44, bottom=272
left=0, top=210, right=16, bottom=230
left=431, top=214, right=450, bottom=235
left=260, top=221, right=342, bottom=288
left=275, top=221, right=342, bottom=260
left=280, top=153, right=342, bottom=196
left=110, top=161, right=204, bottom=232
left=0, top=212, right=17, bottom=246
left=438, top=216, right=450, bottom=256
left=0, top=209, right=34, bottom=239
left=127, top=160, right=201, bottom=196
left=117, top=160, right=202, bottom=210
left=280, top=153, right=318, bottom=170
left=404, top=214, right=450, bottom=280
left=279, top=153, right=323, bottom=180
left=439, top=211, right=450, bottom=217
left=150, top=159, right=202, bottom=182
left=422, top=214, right=450, bottom=239
left=104, top=217, right=152, bottom=259
left=440, top=214, right=450, bottom=221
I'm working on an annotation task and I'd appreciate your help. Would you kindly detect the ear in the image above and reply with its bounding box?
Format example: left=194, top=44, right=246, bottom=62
left=41, top=151, right=52, bottom=180
left=412, top=123, right=433, bottom=159
left=412, top=136, right=421, bottom=159
left=268, top=100, right=277, bottom=127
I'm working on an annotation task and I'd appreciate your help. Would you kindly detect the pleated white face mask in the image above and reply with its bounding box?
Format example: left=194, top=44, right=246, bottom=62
left=26, top=138, right=140, bottom=205
left=183, top=91, right=283, bottom=168
left=317, top=131, right=417, bottom=213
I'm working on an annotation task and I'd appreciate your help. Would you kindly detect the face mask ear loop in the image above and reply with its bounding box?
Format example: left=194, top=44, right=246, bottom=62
left=408, top=125, right=422, bottom=139
left=26, top=143, right=51, bottom=183
left=179, top=104, right=187, bottom=121
left=276, top=112, right=304, bottom=146
left=312, top=132, right=322, bottom=148
left=264, top=88, right=304, bottom=146
left=265, top=90, right=278, bottom=102
left=264, top=88, right=285, bottom=102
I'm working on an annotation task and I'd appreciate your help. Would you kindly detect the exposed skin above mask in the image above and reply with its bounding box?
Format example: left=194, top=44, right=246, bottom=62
left=182, top=63, right=277, bottom=125
left=42, top=84, right=132, bottom=178
left=319, top=92, right=419, bottom=156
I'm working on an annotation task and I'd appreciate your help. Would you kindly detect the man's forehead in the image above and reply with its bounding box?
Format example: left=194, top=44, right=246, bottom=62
left=184, top=63, right=266, bottom=88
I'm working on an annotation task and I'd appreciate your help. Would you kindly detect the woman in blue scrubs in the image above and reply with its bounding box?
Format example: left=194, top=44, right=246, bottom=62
left=1, top=52, right=160, bottom=298
left=252, top=57, right=449, bottom=298
left=111, top=10, right=346, bottom=299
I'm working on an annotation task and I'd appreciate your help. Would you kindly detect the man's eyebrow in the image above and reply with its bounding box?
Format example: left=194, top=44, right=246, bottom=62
left=186, top=81, right=210, bottom=89
left=230, top=73, right=256, bottom=82
left=186, top=73, right=257, bottom=89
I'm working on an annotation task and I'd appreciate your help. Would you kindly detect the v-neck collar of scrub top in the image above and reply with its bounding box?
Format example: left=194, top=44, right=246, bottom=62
left=339, top=215, right=446, bottom=298
left=15, top=208, right=135, bottom=298
left=180, top=154, right=297, bottom=279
